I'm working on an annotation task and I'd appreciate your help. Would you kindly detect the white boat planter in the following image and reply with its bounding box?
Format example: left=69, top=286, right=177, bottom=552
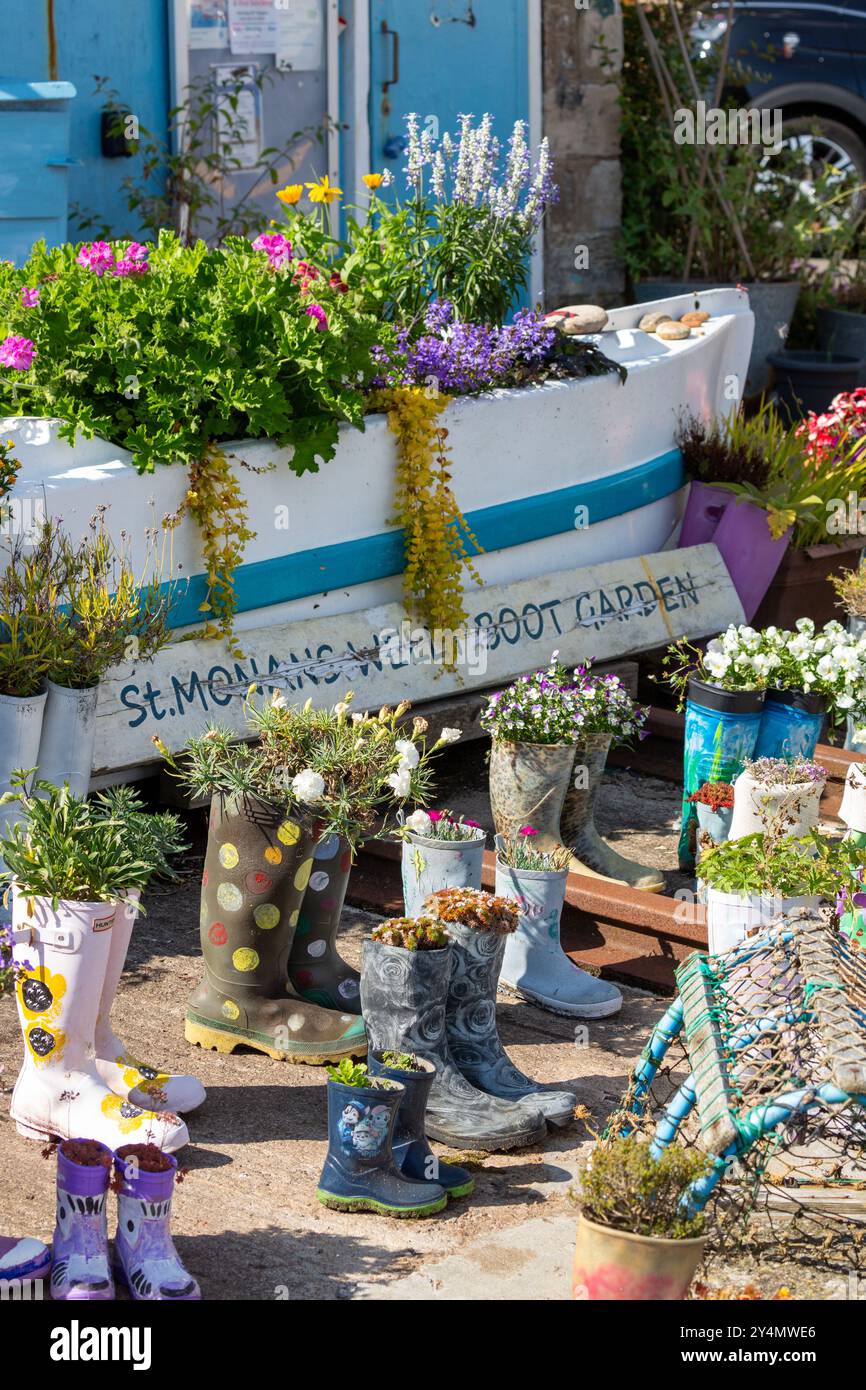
left=2, top=289, right=753, bottom=779
left=706, top=889, right=821, bottom=956
left=35, top=680, right=100, bottom=796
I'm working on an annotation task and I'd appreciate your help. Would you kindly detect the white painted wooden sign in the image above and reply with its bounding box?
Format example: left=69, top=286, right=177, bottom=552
left=94, top=542, right=744, bottom=775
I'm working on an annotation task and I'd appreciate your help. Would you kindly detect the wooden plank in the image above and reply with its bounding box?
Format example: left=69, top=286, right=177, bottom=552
left=93, top=543, right=744, bottom=775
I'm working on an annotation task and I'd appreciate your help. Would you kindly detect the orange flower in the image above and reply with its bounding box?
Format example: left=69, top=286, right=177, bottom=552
left=362, top=173, right=385, bottom=190
left=276, top=184, right=303, bottom=206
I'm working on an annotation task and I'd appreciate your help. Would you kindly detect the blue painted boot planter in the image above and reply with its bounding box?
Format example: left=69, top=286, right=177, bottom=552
left=316, top=1076, right=448, bottom=1217
left=401, top=828, right=485, bottom=918
left=367, top=1051, right=475, bottom=1200
left=752, top=687, right=826, bottom=760
left=679, top=678, right=765, bottom=871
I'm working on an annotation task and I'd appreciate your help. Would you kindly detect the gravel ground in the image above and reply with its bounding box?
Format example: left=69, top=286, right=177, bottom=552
left=0, top=849, right=857, bottom=1299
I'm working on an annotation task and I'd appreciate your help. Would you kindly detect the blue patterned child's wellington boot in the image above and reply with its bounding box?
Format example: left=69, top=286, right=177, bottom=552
left=113, top=1145, right=200, bottom=1300
left=50, top=1139, right=114, bottom=1301
left=317, top=1077, right=448, bottom=1218
left=367, top=1052, right=474, bottom=1200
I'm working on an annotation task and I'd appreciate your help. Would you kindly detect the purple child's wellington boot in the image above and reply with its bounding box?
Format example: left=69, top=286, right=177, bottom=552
left=50, top=1138, right=114, bottom=1301
left=113, top=1145, right=200, bottom=1300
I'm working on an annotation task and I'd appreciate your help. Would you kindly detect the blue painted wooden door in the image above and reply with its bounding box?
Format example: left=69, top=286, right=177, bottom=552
left=369, top=0, right=530, bottom=195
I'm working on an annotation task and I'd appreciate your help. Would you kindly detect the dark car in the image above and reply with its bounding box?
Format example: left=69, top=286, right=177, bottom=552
left=693, top=1, right=866, bottom=203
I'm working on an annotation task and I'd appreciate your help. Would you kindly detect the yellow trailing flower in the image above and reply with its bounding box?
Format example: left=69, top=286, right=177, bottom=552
left=277, top=183, right=304, bottom=206
left=183, top=446, right=256, bottom=658
left=306, top=175, right=342, bottom=204
left=370, top=386, right=483, bottom=673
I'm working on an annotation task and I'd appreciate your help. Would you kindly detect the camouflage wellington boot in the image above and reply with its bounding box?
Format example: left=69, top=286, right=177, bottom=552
left=561, top=734, right=665, bottom=893
left=288, top=833, right=361, bottom=1013
left=185, top=794, right=366, bottom=1064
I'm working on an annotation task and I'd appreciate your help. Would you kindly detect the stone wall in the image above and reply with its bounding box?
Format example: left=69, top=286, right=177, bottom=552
left=542, top=0, right=624, bottom=308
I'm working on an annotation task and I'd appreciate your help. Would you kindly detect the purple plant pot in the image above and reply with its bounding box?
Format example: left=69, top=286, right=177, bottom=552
left=712, top=499, right=791, bottom=621
left=679, top=482, right=732, bottom=547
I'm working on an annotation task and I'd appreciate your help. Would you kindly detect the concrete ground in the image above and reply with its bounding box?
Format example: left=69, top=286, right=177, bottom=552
left=0, top=855, right=857, bottom=1299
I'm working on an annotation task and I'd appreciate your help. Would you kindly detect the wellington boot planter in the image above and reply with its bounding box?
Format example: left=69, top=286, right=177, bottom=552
left=35, top=679, right=99, bottom=796
left=753, top=536, right=865, bottom=632
left=753, top=687, right=826, bottom=761
left=289, top=833, right=361, bottom=1013
left=0, top=687, right=47, bottom=894
left=367, top=1052, right=475, bottom=1200
left=400, top=826, right=485, bottom=918
left=846, top=616, right=866, bottom=752
left=187, top=793, right=366, bottom=1065
left=728, top=768, right=824, bottom=843
left=573, top=1214, right=706, bottom=1301
left=561, top=734, right=664, bottom=893
left=679, top=678, right=765, bottom=871
left=705, top=888, right=820, bottom=955
left=50, top=1139, right=114, bottom=1301
left=113, top=1148, right=200, bottom=1300
left=488, top=740, right=574, bottom=856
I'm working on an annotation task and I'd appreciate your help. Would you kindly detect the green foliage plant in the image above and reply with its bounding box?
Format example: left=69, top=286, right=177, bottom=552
left=577, top=1135, right=710, bottom=1239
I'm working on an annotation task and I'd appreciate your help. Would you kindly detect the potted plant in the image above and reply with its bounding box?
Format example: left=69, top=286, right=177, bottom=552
left=817, top=272, right=866, bottom=363
left=423, top=885, right=577, bottom=1127
left=360, top=914, right=546, bottom=1151
left=0, top=779, right=189, bottom=1151
left=665, top=628, right=767, bottom=870
left=728, top=758, right=826, bottom=841
left=316, top=1057, right=447, bottom=1218
left=34, top=516, right=173, bottom=796
left=686, top=781, right=735, bottom=853
left=572, top=1135, right=711, bottom=1301
left=832, top=562, right=866, bottom=752
left=289, top=832, right=361, bottom=1013
left=494, top=827, right=621, bottom=1018
left=112, top=1143, right=200, bottom=1300
left=698, top=830, right=866, bottom=954
left=483, top=655, right=661, bottom=892
left=752, top=618, right=866, bottom=758
left=88, top=785, right=205, bottom=1116
left=768, top=348, right=864, bottom=423
left=396, top=803, right=484, bottom=918
left=50, top=1137, right=115, bottom=1301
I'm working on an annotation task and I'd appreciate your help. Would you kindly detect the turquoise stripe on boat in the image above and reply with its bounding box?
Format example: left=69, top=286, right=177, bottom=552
left=168, top=448, right=684, bottom=627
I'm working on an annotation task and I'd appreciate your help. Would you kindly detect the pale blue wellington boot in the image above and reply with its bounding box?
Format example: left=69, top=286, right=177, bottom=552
left=401, top=827, right=485, bottom=917
left=495, top=852, right=622, bottom=1020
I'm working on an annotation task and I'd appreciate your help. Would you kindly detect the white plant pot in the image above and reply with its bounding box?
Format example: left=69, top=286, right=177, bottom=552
left=0, top=688, right=48, bottom=867
left=706, top=888, right=821, bottom=955
left=35, top=680, right=100, bottom=796
left=840, top=762, right=866, bottom=834
left=728, top=770, right=824, bottom=842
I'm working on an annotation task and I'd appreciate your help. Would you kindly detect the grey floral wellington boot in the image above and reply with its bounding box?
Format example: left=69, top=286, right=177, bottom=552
left=561, top=734, right=664, bottom=892
left=444, top=920, right=578, bottom=1128
left=360, top=940, right=546, bottom=1152
left=489, top=740, right=574, bottom=855
left=289, top=834, right=361, bottom=1013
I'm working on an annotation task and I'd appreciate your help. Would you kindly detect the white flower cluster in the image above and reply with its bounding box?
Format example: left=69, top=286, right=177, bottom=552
left=705, top=619, right=866, bottom=729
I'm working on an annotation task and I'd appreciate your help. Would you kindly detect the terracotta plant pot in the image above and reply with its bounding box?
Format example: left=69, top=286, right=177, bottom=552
left=572, top=1214, right=706, bottom=1301
left=752, top=536, right=865, bottom=631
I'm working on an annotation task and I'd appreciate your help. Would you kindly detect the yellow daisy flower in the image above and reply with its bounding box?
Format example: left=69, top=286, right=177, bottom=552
left=306, top=175, right=343, bottom=205
left=362, top=173, right=385, bottom=190
left=276, top=184, right=304, bottom=206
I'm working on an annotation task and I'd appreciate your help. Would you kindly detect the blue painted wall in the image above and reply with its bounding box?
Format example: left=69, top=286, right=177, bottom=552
left=0, top=0, right=171, bottom=242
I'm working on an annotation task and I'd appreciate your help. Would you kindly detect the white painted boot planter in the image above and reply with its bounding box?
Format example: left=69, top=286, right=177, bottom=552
left=728, top=765, right=825, bottom=842
left=706, top=889, right=821, bottom=956
left=35, top=679, right=99, bottom=795
left=10, top=894, right=188, bottom=1151
left=94, top=891, right=206, bottom=1114
left=840, top=762, right=866, bottom=837
left=400, top=817, right=486, bottom=918
left=494, top=841, right=622, bottom=1019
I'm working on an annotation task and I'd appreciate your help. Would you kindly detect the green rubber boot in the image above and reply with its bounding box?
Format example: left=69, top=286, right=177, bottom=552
left=561, top=735, right=665, bottom=893
left=289, top=833, right=361, bottom=1013
left=186, top=794, right=366, bottom=1064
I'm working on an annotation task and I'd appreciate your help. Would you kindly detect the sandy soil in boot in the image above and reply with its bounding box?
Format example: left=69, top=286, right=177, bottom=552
left=0, top=859, right=854, bottom=1300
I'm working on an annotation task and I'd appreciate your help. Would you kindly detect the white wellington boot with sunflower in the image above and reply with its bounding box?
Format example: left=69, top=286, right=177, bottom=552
left=94, top=893, right=206, bottom=1115
left=10, top=896, right=188, bottom=1152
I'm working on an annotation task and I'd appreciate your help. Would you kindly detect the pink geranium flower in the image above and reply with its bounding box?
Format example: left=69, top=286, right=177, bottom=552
left=251, top=232, right=293, bottom=269
left=305, top=303, right=329, bottom=331
left=113, top=241, right=149, bottom=277
left=76, top=241, right=116, bottom=276
left=518, top=825, right=538, bottom=837
left=20, top=286, right=40, bottom=307
left=0, top=335, right=35, bottom=370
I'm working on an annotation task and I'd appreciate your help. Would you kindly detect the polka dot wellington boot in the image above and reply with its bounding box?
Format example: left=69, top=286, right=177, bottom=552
left=289, top=833, right=361, bottom=1013
left=113, top=1146, right=200, bottom=1300
left=50, top=1139, right=114, bottom=1301
left=9, top=897, right=188, bottom=1151
left=185, top=793, right=366, bottom=1064
left=95, top=891, right=206, bottom=1114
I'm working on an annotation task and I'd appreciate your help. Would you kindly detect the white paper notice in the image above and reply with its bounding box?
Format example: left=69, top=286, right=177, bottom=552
left=189, top=0, right=228, bottom=49
left=276, top=1, right=324, bottom=71
left=215, top=63, right=263, bottom=168
left=228, top=0, right=279, bottom=54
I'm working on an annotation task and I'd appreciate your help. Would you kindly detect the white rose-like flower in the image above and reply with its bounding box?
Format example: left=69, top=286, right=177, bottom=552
left=292, top=768, right=326, bottom=803
left=388, top=767, right=413, bottom=798
left=437, top=727, right=462, bottom=745
left=270, top=691, right=286, bottom=709
left=405, top=809, right=433, bottom=835
left=395, top=739, right=420, bottom=769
